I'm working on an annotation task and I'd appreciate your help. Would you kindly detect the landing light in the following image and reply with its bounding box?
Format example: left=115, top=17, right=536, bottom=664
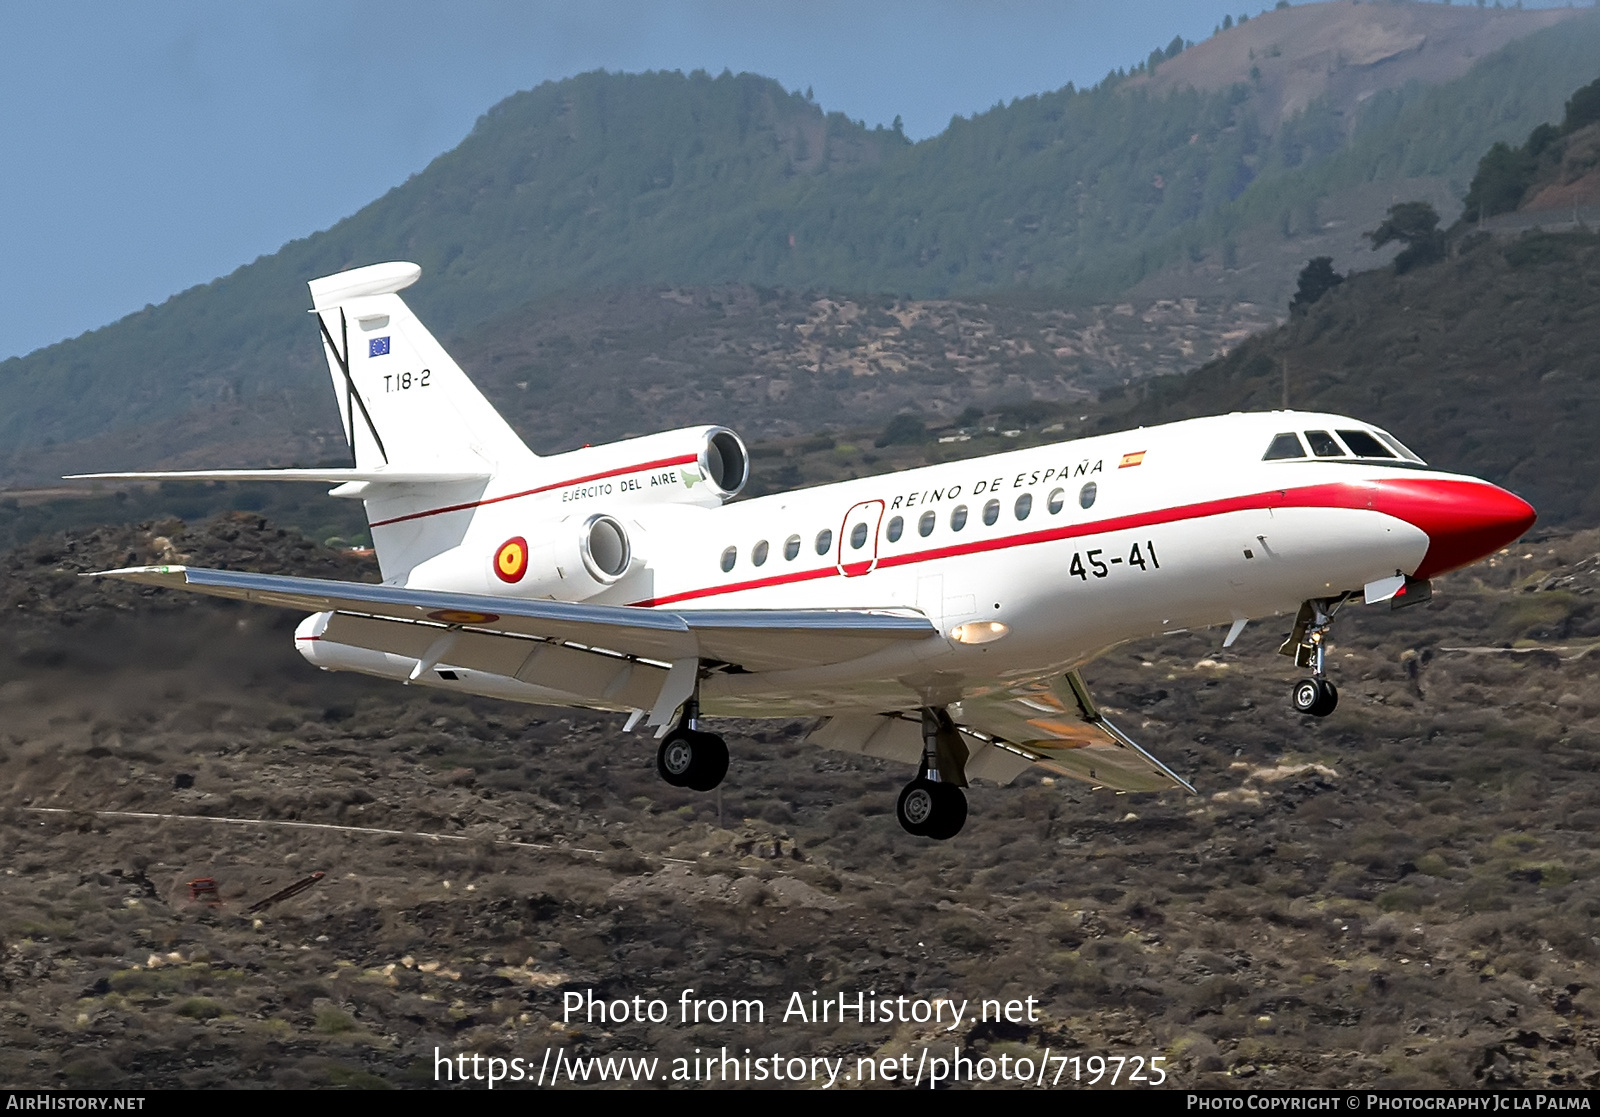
left=950, top=621, right=1009, bottom=645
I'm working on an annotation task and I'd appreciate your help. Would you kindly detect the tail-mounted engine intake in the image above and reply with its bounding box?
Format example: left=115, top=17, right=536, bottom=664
left=698, top=427, right=749, bottom=501
left=520, top=424, right=748, bottom=510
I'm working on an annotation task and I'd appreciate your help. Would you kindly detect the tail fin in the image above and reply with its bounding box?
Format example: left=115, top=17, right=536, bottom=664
left=308, top=262, right=538, bottom=473
left=309, top=263, right=538, bottom=581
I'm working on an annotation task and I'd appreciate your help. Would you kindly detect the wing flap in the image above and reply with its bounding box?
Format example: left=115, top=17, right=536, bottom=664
left=807, top=713, right=1036, bottom=785
left=311, top=612, right=670, bottom=711
left=956, top=671, right=1195, bottom=794
left=681, top=608, right=934, bottom=671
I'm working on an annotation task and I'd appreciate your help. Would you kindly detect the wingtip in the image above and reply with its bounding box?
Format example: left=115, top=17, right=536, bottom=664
left=83, top=564, right=190, bottom=580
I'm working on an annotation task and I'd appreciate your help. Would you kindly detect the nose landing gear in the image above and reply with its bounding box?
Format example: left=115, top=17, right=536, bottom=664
left=895, top=707, right=969, bottom=840
left=1280, top=595, right=1350, bottom=718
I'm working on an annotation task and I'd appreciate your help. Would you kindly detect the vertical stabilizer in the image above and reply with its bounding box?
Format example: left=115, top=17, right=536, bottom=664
left=308, top=263, right=539, bottom=581
left=308, top=262, right=538, bottom=473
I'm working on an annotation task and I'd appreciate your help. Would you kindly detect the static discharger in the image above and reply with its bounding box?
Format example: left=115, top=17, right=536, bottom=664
left=247, top=870, right=327, bottom=913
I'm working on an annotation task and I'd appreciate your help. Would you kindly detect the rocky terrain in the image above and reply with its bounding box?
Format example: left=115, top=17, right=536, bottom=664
left=11, top=286, right=1279, bottom=488
left=4, top=513, right=1600, bottom=1089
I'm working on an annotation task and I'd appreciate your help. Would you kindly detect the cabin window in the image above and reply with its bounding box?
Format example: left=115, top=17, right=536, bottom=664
left=983, top=499, right=1000, bottom=526
left=1079, top=482, right=1097, bottom=510
left=815, top=529, right=832, bottom=555
left=1015, top=493, right=1032, bottom=521
left=720, top=546, right=737, bottom=573
left=752, top=540, right=769, bottom=567
left=1336, top=429, right=1394, bottom=458
left=850, top=522, right=869, bottom=550
left=950, top=505, right=968, bottom=532
left=1047, top=488, right=1065, bottom=514
left=886, top=515, right=904, bottom=543
left=1305, top=430, right=1345, bottom=457
left=918, top=510, right=936, bottom=537
left=784, top=534, right=801, bottom=561
left=1263, top=432, right=1305, bottom=460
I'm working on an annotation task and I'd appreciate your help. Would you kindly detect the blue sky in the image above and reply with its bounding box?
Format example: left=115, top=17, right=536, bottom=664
left=0, top=1, right=1581, bottom=359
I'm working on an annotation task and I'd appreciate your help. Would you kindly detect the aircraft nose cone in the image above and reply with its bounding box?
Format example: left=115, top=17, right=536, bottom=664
left=1373, top=478, right=1536, bottom=579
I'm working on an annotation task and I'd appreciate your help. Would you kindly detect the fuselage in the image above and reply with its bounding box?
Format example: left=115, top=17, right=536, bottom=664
left=300, top=409, right=1536, bottom=717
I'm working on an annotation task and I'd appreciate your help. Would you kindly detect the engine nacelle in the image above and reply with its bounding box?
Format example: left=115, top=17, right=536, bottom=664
left=532, top=425, right=748, bottom=509
left=405, top=511, right=637, bottom=601
left=518, top=513, right=633, bottom=598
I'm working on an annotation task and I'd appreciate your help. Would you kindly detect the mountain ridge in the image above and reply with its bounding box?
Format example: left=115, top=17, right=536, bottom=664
left=3, top=4, right=1596, bottom=486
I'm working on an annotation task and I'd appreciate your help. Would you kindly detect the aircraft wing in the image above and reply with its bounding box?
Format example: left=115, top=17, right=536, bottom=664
left=66, top=468, right=490, bottom=484
left=809, top=670, right=1194, bottom=793
left=91, top=565, right=936, bottom=672
left=956, top=671, right=1195, bottom=793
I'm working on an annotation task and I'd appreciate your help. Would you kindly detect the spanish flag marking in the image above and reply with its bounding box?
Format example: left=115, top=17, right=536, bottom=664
left=494, top=536, right=529, bottom=584
left=1118, top=451, right=1146, bottom=469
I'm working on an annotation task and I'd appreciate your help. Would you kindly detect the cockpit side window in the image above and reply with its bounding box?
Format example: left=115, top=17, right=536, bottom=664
left=1336, top=429, right=1395, bottom=458
left=1263, top=432, right=1306, bottom=460
left=1304, top=430, right=1345, bottom=457
left=1373, top=429, right=1426, bottom=463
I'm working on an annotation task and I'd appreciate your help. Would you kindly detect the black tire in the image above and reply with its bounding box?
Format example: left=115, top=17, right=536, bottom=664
left=897, top=778, right=967, bottom=839
left=683, top=731, right=729, bottom=792
left=896, top=778, right=937, bottom=836
left=1310, top=681, right=1338, bottom=718
left=922, top=783, right=967, bottom=841
left=1292, top=678, right=1339, bottom=717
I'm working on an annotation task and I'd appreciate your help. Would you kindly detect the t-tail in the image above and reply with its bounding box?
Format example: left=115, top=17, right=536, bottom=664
left=70, top=262, right=751, bottom=588
left=307, top=262, right=537, bottom=479
left=69, top=261, right=544, bottom=581
left=306, top=263, right=540, bottom=578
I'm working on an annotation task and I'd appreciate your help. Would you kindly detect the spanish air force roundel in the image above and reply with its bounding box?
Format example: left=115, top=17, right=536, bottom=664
left=427, top=609, right=500, bottom=625
left=494, top=536, right=529, bottom=583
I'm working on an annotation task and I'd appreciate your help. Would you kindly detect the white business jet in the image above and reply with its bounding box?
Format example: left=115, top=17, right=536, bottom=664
left=73, top=262, right=1536, bottom=839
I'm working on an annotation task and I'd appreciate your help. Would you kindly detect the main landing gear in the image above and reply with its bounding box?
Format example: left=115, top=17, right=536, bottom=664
left=656, top=695, right=728, bottom=792
left=1280, top=595, right=1351, bottom=718
left=896, top=708, right=969, bottom=840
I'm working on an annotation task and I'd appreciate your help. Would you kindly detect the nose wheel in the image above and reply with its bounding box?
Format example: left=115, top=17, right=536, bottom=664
left=1280, top=595, right=1349, bottom=718
left=1292, top=677, right=1338, bottom=717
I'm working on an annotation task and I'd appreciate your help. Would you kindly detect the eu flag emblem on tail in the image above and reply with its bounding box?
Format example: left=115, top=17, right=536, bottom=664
left=369, top=337, right=391, bottom=357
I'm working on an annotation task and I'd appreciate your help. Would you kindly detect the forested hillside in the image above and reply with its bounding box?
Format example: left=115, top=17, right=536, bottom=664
left=1125, top=227, right=1600, bottom=527
left=1, top=3, right=1595, bottom=485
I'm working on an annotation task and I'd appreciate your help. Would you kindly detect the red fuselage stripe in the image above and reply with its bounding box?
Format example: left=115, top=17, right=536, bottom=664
left=369, top=454, right=699, bottom=527
left=629, top=478, right=1491, bottom=608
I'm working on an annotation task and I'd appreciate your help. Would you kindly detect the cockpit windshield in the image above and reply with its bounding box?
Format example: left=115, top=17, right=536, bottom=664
left=1335, top=430, right=1394, bottom=458
left=1261, top=427, right=1428, bottom=464
left=1304, top=430, right=1345, bottom=457
left=1263, top=432, right=1305, bottom=460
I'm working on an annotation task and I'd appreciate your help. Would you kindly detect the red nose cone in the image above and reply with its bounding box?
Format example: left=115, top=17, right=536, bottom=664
left=1370, top=479, right=1537, bottom=579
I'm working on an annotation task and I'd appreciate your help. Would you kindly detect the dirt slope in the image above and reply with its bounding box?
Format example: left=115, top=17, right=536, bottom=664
left=1137, top=1, right=1581, bottom=134
left=4, top=515, right=1600, bottom=1088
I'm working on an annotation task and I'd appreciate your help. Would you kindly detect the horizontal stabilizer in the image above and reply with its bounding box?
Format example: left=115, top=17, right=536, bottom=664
left=88, top=566, right=936, bottom=672
left=66, top=468, right=490, bottom=484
